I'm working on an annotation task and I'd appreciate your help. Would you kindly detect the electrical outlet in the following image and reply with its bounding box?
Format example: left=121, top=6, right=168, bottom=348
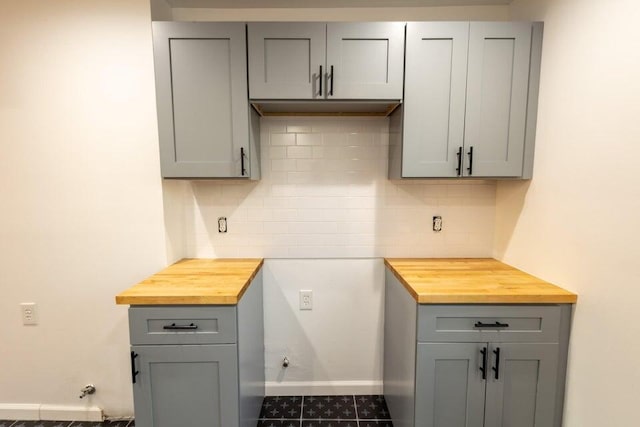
left=433, top=216, right=443, bottom=232
left=299, top=290, right=313, bottom=310
left=21, top=303, right=38, bottom=325
left=218, top=217, right=227, bottom=233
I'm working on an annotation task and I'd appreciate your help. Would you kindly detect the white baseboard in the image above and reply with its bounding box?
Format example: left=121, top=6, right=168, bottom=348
left=265, top=380, right=383, bottom=396
left=0, top=404, right=40, bottom=421
left=0, top=404, right=103, bottom=422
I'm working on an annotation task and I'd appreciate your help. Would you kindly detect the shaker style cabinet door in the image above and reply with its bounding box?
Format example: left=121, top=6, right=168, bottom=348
left=248, top=23, right=326, bottom=99
left=132, top=344, right=239, bottom=427
left=247, top=22, right=405, bottom=100
left=415, top=343, right=486, bottom=427
left=402, top=22, right=470, bottom=177
left=463, top=22, right=533, bottom=177
left=326, top=22, right=405, bottom=99
left=153, top=22, right=253, bottom=178
left=484, top=343, right=559, bottom=427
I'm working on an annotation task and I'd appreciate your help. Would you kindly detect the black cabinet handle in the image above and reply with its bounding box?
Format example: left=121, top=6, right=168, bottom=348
left=479, top=347, right=488, bottom=380
left=130, top=351, right=139, bottom=384
left=467, top=146, right=474, bottom=175
left=319, top=65, right=323, bottom=97
left=329, top=65, right=334, bottom=96
left=474, top=321, right=510, bottom=328
left=163, top=323, right=198, bottom=330
left=492, top=347, right=501, bottom=380
left=456, top=146, right=463, bottom=176
left=240, top=147, right=246, bottom=176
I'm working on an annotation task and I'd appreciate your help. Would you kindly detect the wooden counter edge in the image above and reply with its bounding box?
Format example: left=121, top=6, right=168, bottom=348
left=115, top=258, right=264, bottom=306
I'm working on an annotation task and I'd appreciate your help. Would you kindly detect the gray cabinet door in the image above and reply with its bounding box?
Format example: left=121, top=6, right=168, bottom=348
left=464, top=22, right=533, bottom=177
left=484, top=343, right=559, bottom=427
left=132, top=344, right=239, bottom=427
left=402, top=22, right=469, bottom=177
left=326, top=22, right=405, bottom=100
left=248, top=23, right=326, bottom=99
left=415, top=343, right=486, bottom=427
left=153, top=22, right=251, bottom=178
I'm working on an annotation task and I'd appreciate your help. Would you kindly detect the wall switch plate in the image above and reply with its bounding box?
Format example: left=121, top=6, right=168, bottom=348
left=21, top=303, right=38, bottom=325
left=299, top=290, right=313, bottom=310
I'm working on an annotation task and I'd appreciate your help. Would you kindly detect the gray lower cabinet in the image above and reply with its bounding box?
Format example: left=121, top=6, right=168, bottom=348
left=131, top=344, right=239, bottom=427
left=415, top=342, right=559, bottom=427
left=128, top=270, right=264, bottom=427
left=152, top=22, right=260, bottom=179
left=247, top=22, right=405, bottom=100
left=384, top=268, right=572, bottom=427
left=389, top=21, right=543, bottom=179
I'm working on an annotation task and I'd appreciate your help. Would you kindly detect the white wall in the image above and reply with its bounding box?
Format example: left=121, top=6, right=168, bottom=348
left=495, top=0, right=640, bottom=425
left=0, top=0, right=167, bottom=419
left=262, top=259, right=385, bottom=395
left=171, top=5, right=509, bottom=21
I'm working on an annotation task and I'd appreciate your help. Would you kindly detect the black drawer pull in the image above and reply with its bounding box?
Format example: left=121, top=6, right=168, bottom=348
left=474, top=321, right=510, bottom=328
left=130, top=351, right=139, bottom=384
left=163, top=323, right=198, bottom=330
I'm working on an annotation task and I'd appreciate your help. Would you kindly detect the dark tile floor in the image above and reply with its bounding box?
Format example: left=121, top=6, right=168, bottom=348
left=258, top=395, right=393, bottom=427
left=0, top=421, right=134, bottom=427
left=1, top=395, right=391, bottom=427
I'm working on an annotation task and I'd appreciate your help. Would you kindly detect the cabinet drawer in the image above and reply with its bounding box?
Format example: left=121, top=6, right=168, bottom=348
left=129, top=306, right=237, bottom=345
left=417, top=305, right=561, bottom=343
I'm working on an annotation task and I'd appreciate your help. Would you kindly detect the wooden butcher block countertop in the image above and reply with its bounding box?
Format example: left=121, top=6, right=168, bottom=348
left=115, top=258, right=264, bottom=305
left=384, top=258, right=577, bottom=304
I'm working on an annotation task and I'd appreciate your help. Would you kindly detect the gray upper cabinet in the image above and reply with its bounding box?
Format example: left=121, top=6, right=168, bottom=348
left=401, top=22, right=469, bottom=178
left=248, top=23, right=326, bottom=99
left=464, top=22, right=533, bottom=177
left=390, top=21, right=543, bottom=179
left=152, top=22, right=260, bottom=179
left=326, top=23, right=405, bottom=99
left=248, top=22, right=405, bottom=100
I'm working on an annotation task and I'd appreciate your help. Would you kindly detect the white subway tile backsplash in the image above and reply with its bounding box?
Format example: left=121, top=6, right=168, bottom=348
left=287, top=146, right=313, bottom=159
left=271, top=158, right=297, bottom=172
left=269, top=146, right=287, bottom=159
left=271, top=133, right=296, bottom=146
left=183, top=117, right=496, bottom=258
left=296, top=133, right=323, bottom=146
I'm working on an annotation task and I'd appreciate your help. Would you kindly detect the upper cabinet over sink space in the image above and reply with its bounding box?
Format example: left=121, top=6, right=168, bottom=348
left=248, top=22, right=405, bottom=104
left=389, top=22, right=543, bottom=179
